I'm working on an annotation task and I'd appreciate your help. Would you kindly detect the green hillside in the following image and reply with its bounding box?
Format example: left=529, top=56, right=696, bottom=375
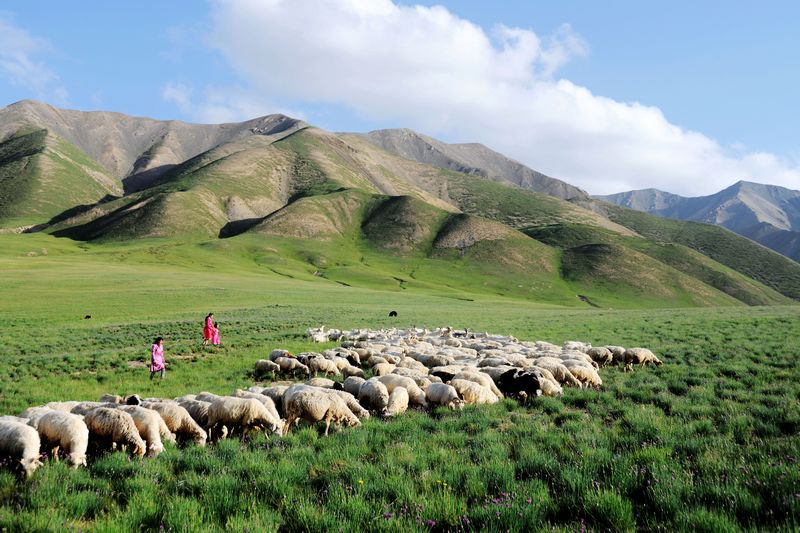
left=527, top=223, right=791, bottom=306
left=598, top=202, right=800, bottom=300
left=0, top=130, right=119, bottom=228
left=561, top=243, right=743, bottom=308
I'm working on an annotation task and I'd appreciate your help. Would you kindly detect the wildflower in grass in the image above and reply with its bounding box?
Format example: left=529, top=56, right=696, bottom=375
left=383, top=512, right=393, bottom=519
left=427, top=519, right=436, bottom=526
left=358, top=479, right=364, bottom=485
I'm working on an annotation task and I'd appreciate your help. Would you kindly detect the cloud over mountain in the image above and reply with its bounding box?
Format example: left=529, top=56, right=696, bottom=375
left=195, top=0, right=800, bottom=196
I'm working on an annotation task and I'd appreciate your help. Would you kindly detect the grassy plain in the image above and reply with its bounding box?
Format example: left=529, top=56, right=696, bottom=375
left=0, top=233, right=798, bottom=531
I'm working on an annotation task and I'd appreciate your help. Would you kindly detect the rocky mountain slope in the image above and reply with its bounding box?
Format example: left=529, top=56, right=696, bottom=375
left=1, top=100, right=798, bottom=306
left=597, top=181, right=800, bottom=261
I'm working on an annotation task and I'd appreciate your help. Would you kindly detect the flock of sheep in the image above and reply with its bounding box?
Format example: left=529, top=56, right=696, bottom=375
left=0, top=327, right=662, bottom=479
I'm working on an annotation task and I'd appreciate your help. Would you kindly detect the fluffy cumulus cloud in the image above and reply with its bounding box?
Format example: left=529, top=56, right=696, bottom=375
left=0, top=15, right=67, bottom=104
left=201, top=0, right=799, bottom=195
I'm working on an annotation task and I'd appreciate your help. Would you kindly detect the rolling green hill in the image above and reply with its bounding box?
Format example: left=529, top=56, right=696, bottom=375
left=1, top=101, right=798, bottom=307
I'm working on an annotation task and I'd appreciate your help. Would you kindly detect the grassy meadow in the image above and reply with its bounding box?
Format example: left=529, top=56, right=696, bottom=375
left=0, top=233, right=798, bottom=531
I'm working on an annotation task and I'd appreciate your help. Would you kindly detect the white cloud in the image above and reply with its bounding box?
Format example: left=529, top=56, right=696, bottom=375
left=161, top=82, right=306, bottom=124
left=201, top=0, right=799, bottom=195
left=0, top=15, right=68, bottom=104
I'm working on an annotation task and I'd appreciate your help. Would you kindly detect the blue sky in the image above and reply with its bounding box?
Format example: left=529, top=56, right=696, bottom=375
left=1, top=1, right=798, bottom=194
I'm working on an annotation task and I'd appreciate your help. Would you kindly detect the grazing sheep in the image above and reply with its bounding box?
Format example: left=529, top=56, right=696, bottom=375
left=367, top=355, right=389, bottom=366
left=531, top=367, right=564, bottom=397
left=530, top=360, right=583, bottom=388
left=563, top=341, right=591, bottom=353
left=99, top=394, right=124, bottom=404
left=343, top=376, right=366, bottom=397
left=124, top=395, right=142, bottom=406
left=18, top=407, right=52, bottom=428
left=305, top=377, right=343, bottom=390
left=623, top=348, right=663, bottom=372
left=586, top=347, right=613, bottom=366
left=326, top=390, right=370, bottom=420
left=34, top=411, right=89, bottom=467
left=174, top=394, right=197, bottom=403
left=385, top=387, right=409, bottom=417
left=207, top=397, right=281, bottom=442
left=0, top=419, right=43, bottom=478
left=453, top=371, right=503, bottom=399
left=425, top=383, right=464, bottom=410
left=254, top=359, right=280, bottom=378
left=495, top=369, right=545, bottom=401
left=117, top=405, right=174, bottom=457
left=259, top=386, right=289, bottom=416
left=605, top=346, right=626, bottom=364
left=477, top=357, right=511, bottom=368
left=340, top=365, right=365, bottom=378
left=176, top=399, right=211, bottom=427
left=376, top=375, right=427, bottom=407
left=83, top=407, right=146, bottom=457
left=283, top=389, right=361, bottom=436
left=71, top=402, right=113, bottom=415
left=562, top=362, right=603, bottom=388
left=372, top=362, right=396, bottom=376
left=308, top=357, right=341, bottom=377
left=45, top=401, right=81, bottom=412
left=396, top=358, right=428, bottom=373
left=232, top=390, right=282, bottom=425
left=275, top=357, right=310, bottom=377
left=0, top=415, right=29, bottom=424
left=450, top=379, right=499, bottom=405
left=358, top=378, right=390, bottom=412
left=141, top=402, right=207, bottom=447
left=478, top=365, right=518, bottom=382
left=195, top=392, right=221, bottom=403
left=269, top=349, right=293, bottom=361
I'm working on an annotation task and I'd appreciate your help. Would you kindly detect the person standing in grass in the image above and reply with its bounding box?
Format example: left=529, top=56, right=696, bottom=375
left=202, top=313, right=214, bottom=345
left=211, top=322, right=221, bottom=346
left=150, top=337, right=166, bottom=380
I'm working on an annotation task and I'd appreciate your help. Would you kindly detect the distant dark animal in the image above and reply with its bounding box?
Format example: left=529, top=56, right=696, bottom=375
left=84, top=315, right=92, bottom=319
left=388, top=311, right=397, bottom=317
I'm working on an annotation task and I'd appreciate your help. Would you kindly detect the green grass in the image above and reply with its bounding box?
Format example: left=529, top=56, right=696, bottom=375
left=0, top=232, right=798, bottom=531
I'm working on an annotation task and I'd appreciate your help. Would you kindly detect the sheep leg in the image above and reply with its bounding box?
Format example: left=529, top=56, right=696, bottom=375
left=51, top=445, right=60, bottom=462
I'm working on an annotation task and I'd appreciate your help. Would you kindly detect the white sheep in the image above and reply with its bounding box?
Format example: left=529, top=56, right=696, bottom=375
left=207, top=397, right=281, bottom=442
left=176, top=399, right=211, bottom=428
left=358, top=378, right=390, bottom=411
left=425, top=383, right=464, bottom=410
left=283, top=388, right=361, bottom=436
left=18, top=406, right=53, bottom=428
left=259, top=386, right=289, bottom=416
left=141, top=401, right=207, bottom=447
left=385, top=387, right=409, bottom=417
left=453, top=371, right=503, bottom=399
left=396, top=358, right=428, bottom=373
left=117, top=405, right=175, bottom=457
left=83, top=407, right=146, bottom=457
left=231, top=390, right=282, bottom=425
left=254, top=359, right=280, bottom=378
left=33, top=411, right=89, bottom=467
left=376, top=375, right=427, bottom=407
left=99, top=394, right=124, bottom=404
left=530, top=360, right=583, bottom=388
left=343, top=376, right=366, bottom=397
left=195, top=392, right=221, bottom=403
left=45, top=401, right=81, bottom=412
left=586, top=347, right=613, bottom=366
left=308, top=357, right=341, bottom=377
left=71, top=402, right=111, bottom=416
left=0, top=419, right=43, bottom=478
left=174, top=394, right=197, bottom=403
left=269, top=349, right=293, bottom=361
left=623, top=348, right=663, bottom=372
left=372, top=362, right=396, bottom=376
left=274, top=357, right=310, bottom=377
left=605, top=346, right=626, bottom=364
left=340, top=365, right=365, bottom=378
left=561, top=362, right=603, bottom=388
left=450, top=379, right=499, bottom=405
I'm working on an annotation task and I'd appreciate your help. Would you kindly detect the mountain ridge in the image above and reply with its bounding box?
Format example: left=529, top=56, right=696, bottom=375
left=596, top=180, right=800, bottom=261
left=1, top=100, right=799, bottom=306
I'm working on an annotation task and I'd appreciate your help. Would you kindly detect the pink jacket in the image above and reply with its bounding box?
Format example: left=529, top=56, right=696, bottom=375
left=150, top=343, right=165, bottom=372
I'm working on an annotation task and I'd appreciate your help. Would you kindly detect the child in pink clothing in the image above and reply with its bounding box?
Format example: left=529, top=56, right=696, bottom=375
left=211, top=322, right=221, bottom=346
left=150, top=337, right=166, bottom=380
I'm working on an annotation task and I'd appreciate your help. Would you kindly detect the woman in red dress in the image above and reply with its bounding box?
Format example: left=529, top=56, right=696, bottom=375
left=203, top=313, right=214, bottom=345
